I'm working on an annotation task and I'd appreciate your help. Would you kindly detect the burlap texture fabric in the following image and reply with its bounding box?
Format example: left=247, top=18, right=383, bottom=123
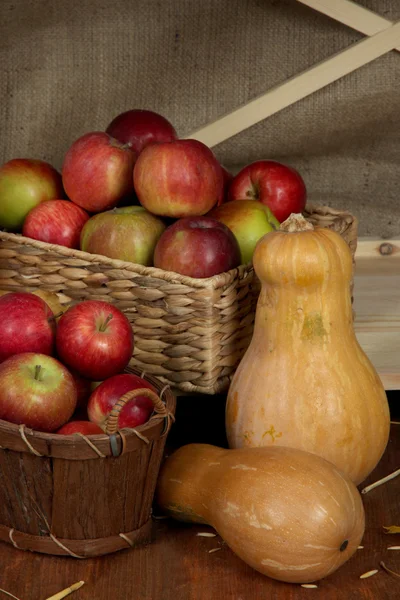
left=1, top=0, right=399, bottom=236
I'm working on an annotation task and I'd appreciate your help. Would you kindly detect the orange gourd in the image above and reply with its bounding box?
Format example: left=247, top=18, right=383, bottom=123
left=226, top=214, right=390, bottom=485
left=156, top=443, right=365, bottom=584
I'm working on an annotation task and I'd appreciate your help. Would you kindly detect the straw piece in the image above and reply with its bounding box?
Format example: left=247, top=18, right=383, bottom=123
left=361, top=468, right=400, bottom=494
left=359, top=569, right=378, bottom=579
left=384, top=526, right=400, bottom=534
left=45, top=581, right=85, bottom=600
left=0, top=589, right=22, bottom=600
left=8, top=529, right=19, bottom=549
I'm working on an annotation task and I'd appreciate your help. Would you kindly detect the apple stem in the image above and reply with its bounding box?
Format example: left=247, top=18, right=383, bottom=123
left=99, top=314, right=113, bottom=332
left=48, top=312, right=64, bottom=322
left=34, top=365, right=42, bottom=381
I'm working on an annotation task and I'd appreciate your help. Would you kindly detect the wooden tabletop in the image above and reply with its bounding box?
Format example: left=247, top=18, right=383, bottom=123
left=0, top=394, right=399, bottom=600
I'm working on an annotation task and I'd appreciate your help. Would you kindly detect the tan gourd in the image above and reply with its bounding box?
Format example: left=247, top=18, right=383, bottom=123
left=156, top=443, right=365, bottom=584
left=226, top=214, right=390, bottom=485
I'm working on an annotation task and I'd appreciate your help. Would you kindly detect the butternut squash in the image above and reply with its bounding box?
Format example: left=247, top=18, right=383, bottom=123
left=156, top=443, right=365, bottom=584
left=226, top=214, right=390, bottom=485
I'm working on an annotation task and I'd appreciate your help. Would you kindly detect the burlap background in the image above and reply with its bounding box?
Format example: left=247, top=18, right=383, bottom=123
left=1, top=0, right=399, bottom=236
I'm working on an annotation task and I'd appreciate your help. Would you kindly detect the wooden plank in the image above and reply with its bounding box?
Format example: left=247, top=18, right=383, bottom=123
left=188, top=20, right=400, bottom=148
left=354, top=238, right=400, bottom=391
left=298, top=0, right=400, bottom=52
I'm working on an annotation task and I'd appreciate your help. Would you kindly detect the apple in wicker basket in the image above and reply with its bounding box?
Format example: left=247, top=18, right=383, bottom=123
left=208, top=199, right=280, bottom=264
left=0, top=292, right=56, bottom=363
left=80, top=205, right=166, bottom=265
left=133, top=139, right=224, bottom=217
left=228, top=160, right=307, bottom=223
left=106, top=108, right=177, bottom=155
left=0, top=353, right=77, bottom=432
left=87, top=373, right=156, bottom=431
left=153, top=216, right=241, bottom=278
left=0, top=158, right=64, bottom=231
left=22, top=199, right=89, bottom=249
left=57, top=420, right=103, bottom=435
left=62, top=132, right=136, bottom=213
left=56, top=300, right=134, bottom=381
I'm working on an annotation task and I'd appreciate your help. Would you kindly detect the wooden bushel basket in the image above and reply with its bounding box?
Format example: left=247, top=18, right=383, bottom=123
left=0, top=367, right=176, bottom=558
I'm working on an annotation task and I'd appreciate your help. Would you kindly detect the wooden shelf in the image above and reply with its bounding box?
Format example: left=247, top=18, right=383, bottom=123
left=354, top=238, right=400, bottom=391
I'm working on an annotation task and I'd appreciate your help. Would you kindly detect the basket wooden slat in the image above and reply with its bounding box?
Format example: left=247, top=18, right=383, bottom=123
left=0, top=204, right=358, bottom=394
left=0, top=367, right=176, bottom=558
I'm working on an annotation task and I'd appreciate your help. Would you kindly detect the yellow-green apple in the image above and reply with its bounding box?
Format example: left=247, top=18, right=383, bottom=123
left=106, top=109, right=177, bottom=155
left=0, top=159, right=64, bottom=231
left=88, top=373, right=155, bottom=431
left=57, top=420, right=103, bottom=435
left=56, top=300, right=134, bottom=380
left=228, top=160, right=307, bottom=223
left=80, top=206, right=166, bottom=265
left=133, top=139, right=224, bottom=217
left=154, top=216, right=241, bottom=278
left=22, top=199, right=89, bottom=249
left=208, top=200, right=279, bottom=264
left=0, top=352, right=77, bottom=432
left=62, top=132, right=136, bottom=212
left=0, top=292, right=56, bottom=363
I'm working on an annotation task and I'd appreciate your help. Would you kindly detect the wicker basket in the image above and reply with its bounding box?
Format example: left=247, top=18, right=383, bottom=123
left=0, top=366, right=176, bottom=558
left=0, top=204, right=358, bottom=394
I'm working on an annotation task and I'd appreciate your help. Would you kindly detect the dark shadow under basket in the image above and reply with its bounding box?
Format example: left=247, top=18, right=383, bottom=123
left=0, top=367, right=176, bottom=558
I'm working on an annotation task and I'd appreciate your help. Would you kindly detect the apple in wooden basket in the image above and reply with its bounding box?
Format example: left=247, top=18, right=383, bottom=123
left=87, top=373, right=155, bottom=431
left=56, top=300, right=134, bottom=381
left=22, top=199, right=89, bottom=249
left=80, top=206, right=166, bottom=265
left=57, top=420, right=103, bottom=435
left=62, top=132, right=136, bottom=213
left=208, top=199, right=280, bottom=264
left=0, top=292, right=56, bottom=363
left=106, top=109, right=177, bottom=155
left=228, top=160, right=307, bottom=223
left=0, top=353, right=77, bottom=432
left=133, top=139, right=224, bottom=217
left=154, top=216, right=241, bottom=278
left=0, top=158, right=64, bottom=231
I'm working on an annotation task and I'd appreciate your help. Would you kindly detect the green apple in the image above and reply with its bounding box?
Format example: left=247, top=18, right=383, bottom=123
left=80, top=205, right=166, bottom=265
left=0, top=159, right=64, bottom=231
left=208, top=199, right=279, bottom=264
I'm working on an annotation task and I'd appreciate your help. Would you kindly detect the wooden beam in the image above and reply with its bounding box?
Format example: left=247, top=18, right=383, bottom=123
left=298, top=0, right=400, bottom=53
left=188, top=20, right=400, bottom=148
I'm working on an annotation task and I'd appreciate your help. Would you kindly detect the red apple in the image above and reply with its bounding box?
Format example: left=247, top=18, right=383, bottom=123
left=0, top=292, right=56, bottom=363
left=69, top=369, right=92, bottom=410
left=133, top=139, right=224, bottom=217
left=209, top=200, right=280, bottom=264
left=106, top=109, right=177, bottom=155
left=57, top=420, right=103, bottom=435
left=62, top=132, right=136, bottom=213
left=228, top=160, right=307, bottom=223
left=0, top=159, right=64, bottom=231
left=80, top=206, right=166, bottom=265
left=56, top=300, right=134, bottom=380
left=0, top=353, right=77, bottom=432
left=22, top=199, right=89, bottom=249
left=88, top=373, right=155, bottom=431
left=217, top=165, right=234, bottom=206
left=153, top=216, right=241, bottom=278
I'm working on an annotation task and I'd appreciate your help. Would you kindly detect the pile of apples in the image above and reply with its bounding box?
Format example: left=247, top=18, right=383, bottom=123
left=0, top=291, right=156, bottom=435
left=0, top=109, right=307, bottom=278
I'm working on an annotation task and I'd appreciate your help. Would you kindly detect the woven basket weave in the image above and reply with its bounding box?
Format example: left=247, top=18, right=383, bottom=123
left=0, top=204, right=357, bottom=394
